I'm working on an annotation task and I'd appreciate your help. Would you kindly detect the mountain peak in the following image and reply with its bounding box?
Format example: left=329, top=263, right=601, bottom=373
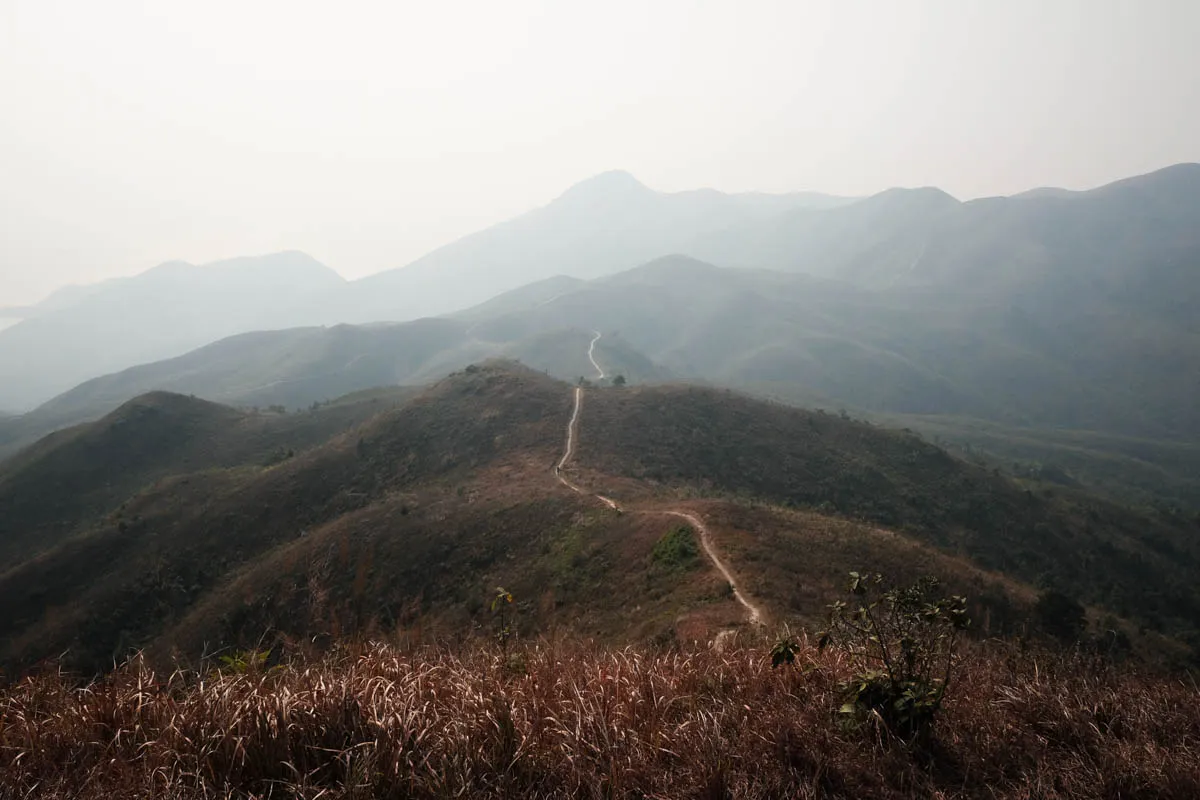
left=205, top=251, right=344, bottom=282
left=557, top=170, right=652, bottom=202
left=874, top=185, right=961, bottom=205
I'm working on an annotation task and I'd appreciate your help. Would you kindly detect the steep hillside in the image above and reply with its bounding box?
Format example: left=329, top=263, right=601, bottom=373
left=453, top=255, right=1200, bottom=443
left=902, top=163, right=1200, bottom=293
left=0, top=365, right=578, bottom=672
left=576, top=383, right=1200, bottom=644
left=0, top=317, right=667, bottom=462
left=0, top=387, right=416, bottom=568
left=1, top=363, right=1197, bottom=677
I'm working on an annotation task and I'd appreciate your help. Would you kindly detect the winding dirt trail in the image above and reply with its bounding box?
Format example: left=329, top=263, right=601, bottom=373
left=659, top=510, right=763, bottom=625
left=587, top=331, right=605, bottom=380
left=553, top=380, right=762, bottom=626
left=554, top=387, right=618, bottom=509
left=555, top=387, right=583, bottom=483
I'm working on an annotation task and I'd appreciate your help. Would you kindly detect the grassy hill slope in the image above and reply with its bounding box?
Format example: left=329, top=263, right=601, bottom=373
left=0, top=387, right=417, bottom=567
left=578, top=383, right=1200, bottom=643
left=0, top=319, right=668, bottom=461
left=1, top=363, right=1197, bottom=676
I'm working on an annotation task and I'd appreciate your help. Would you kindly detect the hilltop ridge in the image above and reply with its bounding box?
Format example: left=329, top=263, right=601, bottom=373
left=1, top=362, right=1197, bottom=676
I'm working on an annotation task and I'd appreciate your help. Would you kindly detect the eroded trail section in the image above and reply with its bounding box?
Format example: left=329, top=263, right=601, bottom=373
left=661, top=510, right=764, bottom=626
left=554, top=386, right=618, bottom=509
left=555, top=387, right=584, bottom=494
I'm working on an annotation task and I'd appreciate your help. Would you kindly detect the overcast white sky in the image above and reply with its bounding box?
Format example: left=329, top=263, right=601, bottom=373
left=2, top=0, right=1198, bottom=306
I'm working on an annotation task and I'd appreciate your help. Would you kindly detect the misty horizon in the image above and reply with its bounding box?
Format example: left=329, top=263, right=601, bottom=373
left=3, top=4, right=1200, bottom=788
left=4, top=0, right=1200, bottom=307
left=4, top=159, right=1198, bottom=309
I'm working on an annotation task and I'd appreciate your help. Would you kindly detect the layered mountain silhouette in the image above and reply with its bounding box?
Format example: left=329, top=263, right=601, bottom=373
left=0, top=315, right=668, bottom=460
left=0, top=252, right=345, bottom=410
left=0, top=176, right=850, bottom=410
left=341, top=171, right=855, bottom=321
left=2, top=163, right=1198, bottom=517
left=3, top=163, right=1197, bottom=415
left=5, top=236, right=1198, bottom=509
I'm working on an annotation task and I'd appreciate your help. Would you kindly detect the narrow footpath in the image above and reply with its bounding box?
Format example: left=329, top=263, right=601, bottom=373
left=553, top=386, right=618, bottom=509
left=553, top=337, right=763, bottom=627
left=587, top=331, right=605, bottom=380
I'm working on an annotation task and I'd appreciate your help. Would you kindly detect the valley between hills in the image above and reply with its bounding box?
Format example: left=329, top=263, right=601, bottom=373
left=4, top=353, right=1200, bottom=799
left=9, top=5, right=1200, bottom=792
left=2, top=164, right=1200, bottom=798
left=2, top=350, right=1198, bottom=678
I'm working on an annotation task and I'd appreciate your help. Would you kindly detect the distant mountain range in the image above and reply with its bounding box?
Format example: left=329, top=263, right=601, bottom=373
left=5, top=247, right=1199, bottom=509
left=0, top=251, right=346, bottom=410
left=340, top=171, right=856, bottom=321
left=2, top=162, right=1198, bottom=510
left=5, top=162, right=1197, bottom=413
left=0, top=176, right=850, bottom=410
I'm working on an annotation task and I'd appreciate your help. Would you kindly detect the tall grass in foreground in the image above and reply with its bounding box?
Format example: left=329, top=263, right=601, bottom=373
left=2, top=638, right=1198, bottom=798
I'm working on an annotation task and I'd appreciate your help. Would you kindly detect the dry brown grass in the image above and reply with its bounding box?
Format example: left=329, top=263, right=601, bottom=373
left=2, top=638, right=1197, bottom=799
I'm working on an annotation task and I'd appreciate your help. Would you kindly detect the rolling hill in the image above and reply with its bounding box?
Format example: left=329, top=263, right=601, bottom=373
left=2, top=163, right=1197, bottom=519
left=0, top=386, right=417, bottom=567
left=463, top=255, right=1200, bottom=506
left=5, top=241, right=1198, bottom=511
left=1, top=362, right=1197, bottom=677
left=0, top=316, right=669, bottom=461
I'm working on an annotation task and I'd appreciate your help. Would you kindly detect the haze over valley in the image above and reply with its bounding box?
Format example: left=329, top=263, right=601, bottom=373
left=4, top=163, right=1199, bottom=509
left=3, top=2, right=1200, bottom=796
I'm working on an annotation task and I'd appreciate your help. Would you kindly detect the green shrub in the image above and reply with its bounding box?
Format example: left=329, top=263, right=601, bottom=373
left=216, top=649, right=269, bottom=674
left=651, top=525, right=699, bottom=572
left=818, top=572, right=969, bottom=744
left=770, top=634, right=802, bottom=668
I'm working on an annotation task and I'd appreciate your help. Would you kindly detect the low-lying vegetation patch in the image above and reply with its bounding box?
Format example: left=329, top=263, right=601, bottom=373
left=650, top=524, right=699, bottom=572
left=2, top=637, right=1197, bottom=798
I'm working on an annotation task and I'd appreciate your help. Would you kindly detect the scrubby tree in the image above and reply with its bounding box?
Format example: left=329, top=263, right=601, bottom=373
left=814, top=572, right=969, bottom=744
left=492, top=587, right=515, bottom=654
left=1033, top=589, right=1087, bottom=642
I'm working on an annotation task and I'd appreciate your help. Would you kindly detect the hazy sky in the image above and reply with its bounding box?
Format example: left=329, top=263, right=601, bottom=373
left=2, top=0, right=1198, bottom=306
